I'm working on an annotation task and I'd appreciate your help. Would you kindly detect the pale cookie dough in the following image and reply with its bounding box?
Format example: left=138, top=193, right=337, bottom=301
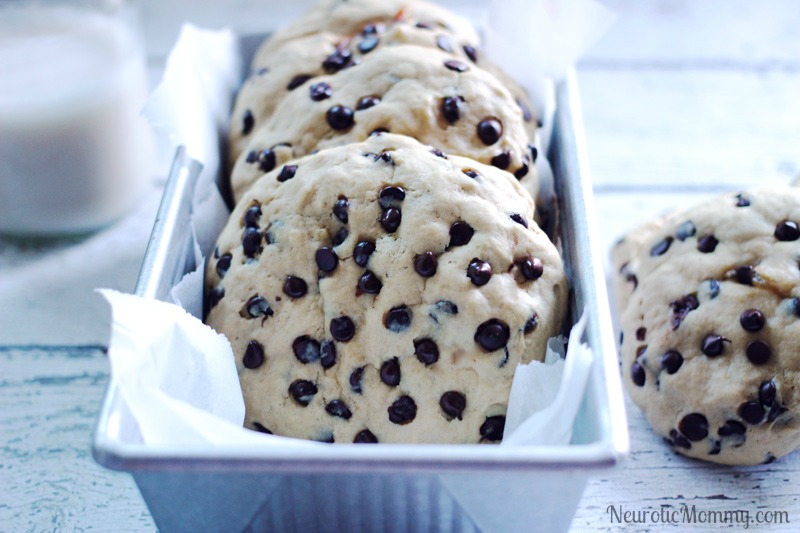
left=612, top=187, right=800, bottom=465
left=230, top=43, right=537, bottom=204
left=206, top=134, right=567, bottom=444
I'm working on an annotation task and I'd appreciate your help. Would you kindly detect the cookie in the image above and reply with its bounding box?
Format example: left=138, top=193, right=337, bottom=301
left=206, top=134, right=567, bottom=444
left=230, top=43, right=537, bottom=204
left=612, top=187, right=800, bottom=465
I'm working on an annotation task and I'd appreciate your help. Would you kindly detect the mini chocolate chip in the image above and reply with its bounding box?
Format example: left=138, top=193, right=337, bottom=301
left=245, top=295, right=273, bottom=319
left=514, top=164, right=529, bottom=179
left=287, top=74, right=312, bottom=90
left=735, top=193, right=751, bottom=207
left=670, top=294, right=699, bottom=330
left=277, top=165, right=298, bottom=182
left=388, top=395, right=417, bottom=425
left=257, top=149, right=276, bottom=173
left=435, top=300, right=458, bottom=315
left=381, top=208, right=402, bottom=232
left=701, top=334, right=729, bottom=357
left=735, top=265, right=756, bottom=285
left=479, top=415, right=505, bottom=441
left=759, top=380, right=777, bottom=406
left=490, top=150, right=511, bottom=170
left=431, top=148, right=447, bottom=159
left=746, top=340, right=771, bottom=365
left=739, top=402, right=765, bottom=425
left=739, top=308, right=765, bottom=331
left=317, top=433, right=335, bottom=444
left=322, top=48, right=353, bottom=73
left=661, top=350, right=684, bottom=374
left=361, top=23, right=383, bottom=35
left=216, top=254, right=232, bottom=277
left=449, top=220, right=474, bottom=246
left=326, top=399, right=352, bottom=420
left=356, top=95, right=381, bottom=110
left=320, top=340, right=337, bottom=369
left=414, top=252, right=437, bottom=277
left=793, top=297, right=800, bottom=317
left=679, top=413, right=709, bottom=441
left=242, top=110, right=254, bottom=134
left=243, top=205, right=261, bottom=227
left=440, top=391, right=466, bottom=420
left=675, top=221, right=696, bottom=241
left=358, top=270, right=383, bottom=294
left=385, top=305, right=412, bottom=333
left=707, top=279, right=721, bottom=299
left=524, top=312, right=539, bottom=334
left=416, top=21, right=433, bottom=29
left=443, top=59, right=468, bottom=72
left=315, top=246, right=339, bottom=272
left=463, top=169, right=480, bottom=179
left=510, top=213, right=528, bottom=228
left=697, top=234, right=719, bottom=253
left=631, top=361, right=646, bottom=386
left=718, top=420, right=746, bottom=437
left=436, top=34, right=453, bottom=52
left=475, top=319, right=510, bottom=352
left=669, top=429, right=692, bottom=449
left=309, top=81, right=333, bottom=101
left=293, top=336, right=320, bottom=364
left=414, top=338, right=439, bottom=365
left=441, top=96, right=463, bottom=124
left=379, top=186, right=405, bottom=209
left=330, top=316, right=356, bottom=342
left=353, top=240, right=376, bottom=266
left=517, top=257, right=544, bottom=281
left=370, top=128, right=389, bottom=136
left=354, top=429, right=378, bottom=443
left=333, top=196, right=349, bottom=223
left=252, top=422, right=272, bottom=434
left=327, top=105, right=355, bottom=130
left=650, top=236, right=673, bottom=256
left=775, top=220, right=800, bottom=241
left=463, top=44, right=478, bottom=62
left=358, top=35, right=379, bottom=54
left=477, top=118, right=503, bottom=145
left=517, top=98, right=532, bottom=122
left=529, top=144, right=539, bottom=162
left=467, top=259, right=492, bottom=286
left=333, top=227, right=349, bottom=246
left=708, top=440, right=722, bottom=455
left=350, top=366, right=364, bottom=394
left=380, top=357, right=401, bottom=387
left=242, top=340, right=265, bottom=369
left=289, top=379, right=317, bottom=406
left=636, top=327, right=647, bottom=341
left=283, top=276, right=308, bottom=299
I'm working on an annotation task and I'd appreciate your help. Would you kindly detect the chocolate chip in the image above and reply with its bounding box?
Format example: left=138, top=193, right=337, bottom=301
left=517, top=98, right=533, bottom=122
left=448, top=220, right=474, bottom=247
left=759, top=380, right=777, bottom=406
left=326, top=399, right=352, bottom=420
left=282, top=276, right=308, bottom=299
left=529, top=144, right=539, bottom=162
left=793, top=297, right=800, bottom=317
left=327, top=105, right=355, bottom=130
left=354, top=429, right=378, bottom=443
left=332, top=196, right=349, bottom=223
left=358, top=36, right=379, bottom=54
left=309, top=81, right=333, bottom=101
left=739, top=308, right=765, bottom=331
left=440, top=391, right=466, bottom=420
left=243, top=205, right=261, bottom=227
left=514, top=164, right=529, bottom=179
left=361, top=22, right=383, bottom=35
left=735, top=193, right=750, bottom=207
left=679, top=413, right=709, bottom=441
left=697, top=234, right=719, bottom=253
left=369, top=128, right=389, bottom=136
left=245, top=295, right=273, bottom=319
left=701, top=334, right=729, bottom=357
left=491, top=150, right=511, bottom=170
left=242, top=110, right=254, bottom=135
left=416, top=21, right=433, bottom=29
left=414, top=252, right=437, bottom=277
left=636, top=327, right=646, bottom=341
left=414, top=338, right=439, bottom=365
left=650, top=236, right=673, bottom=257
left=707, top=279, right=721, bottom=299
left=320, top=340, right=337, bottom=369
left=735, top=265, right=756, bottom=285
left=287, top=74, right=312, bottom=90
left=675, top=221, right=696, bottom=241
left=443, top=60, right=468, bottom=72
left=379, top=186, right=405, bottom=209
left=669, top=429, right=691, bottom=449
left=670, top=294, right=699, bottom=330
left=381, top=208, right=402, bottom=233
left=467, top=259, right=492, bottom=286
left=216, top=254, right=232, bottom=278
left=388, top=395, right=417, bottom=425
left=333, top=227, right=349, bottom=246
left=293, top=336, right=320, bottom=364
left=356, top=95, right=381, bottom=110
left=463, top=44, right=478, bottom=62
left=350, top=366, right=364, bottom=394
left=775, top=220, right=800, bottom=241
left=436, top=34, right=453, bottom=52
left=322, top=48, right=353, bottom=73
left=510, top=213, right=528, bottom=228
left=358, top=270, right=383, bottom=294
left=277, top=164, right=298, bottom=182
left=718, top=420, right=746, bottom=437
left=353, top=240, right=376, bottom=267
left=739, top=402, right=765, bottom=424
left=524, top=312, right=539, bottom=334
left=431, top=147, right=447, bottom=159
left=661, top=350, right=683, bottom=374
left=517, top=257, right=544, bottom=281
left=477, top=118, right=502, bottom=145
left=242, top=340, right=265, bottom=369
left=246, top=150, right=258, bottom=164
left=252, top=422, right=272, bottom=434
left=763, top=453, right=777, bottom=464
left=434, top=300, right=458, bottom=315
left=479, top=415, right=505, bottom=441
left=441, top=96, right=463, bottom=124
left=257, top=149, right=276, bottom=173
left=289, top=379, right=317, bottom=406
left=631, top=361, right=646, bottom=386
left=475, top=319, right=510, bottom=352
left=330, top=316, right=355, bottom=342
left=463, top=169, right=480, bottom=179
left=385, top=305, right=412, bottom=333
left=315, top=246, right=339, bottom=272
left=380, top=357, right=401, bottom=387
left=746, top=340, right=771, bottom=365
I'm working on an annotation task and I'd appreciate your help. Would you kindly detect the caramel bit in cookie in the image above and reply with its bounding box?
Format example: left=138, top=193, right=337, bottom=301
left=479, top=415, right=505, bottom=442
left=242, top=109, right=254, bottom=135
left=320, top=340, right=337, bottom=369
left=514, top=163, right=529, bottom=179
left=353, top=240, right=376, bottom=267
left=701, top=334, right=729, bottom=357
left=670, top=293, right=699, bottom=330
left=315, top=246, right=339, bottom=272
left=216, top=253, right=232, bottom=278
left=287, top=74, right=313, bottom=91
left=759, top=380, right=777, bottom=406
left=333, top=227, right=349, bottom=246
left=517, top=257, right=544, bottom=281
left=436, top=35, right=453, bottom=53
left=739, top=308, right=765, bottom=332
left=441, top=96, right=464, bottom=124
left=491, top=150, right=511, bottom=170
left=378, top=186, right=405, bottom=209
left=242, top=227, right=263, bottom=258
left=775, top=220, right=800, bottom=241
left=283, top=276, right=308, bottom=299
left=208, top=287, right=224, bottom=309
left=322, top=48, right=353, bottom=73
left=467, top=258, right=492, bottom=286
left=735, top=193, right=751, bottom=207
left=289, top=379, right=318, bottom=406
left=510, top=213, right=528, bottom=228
left=325, top=399, right=353, bottom=420
left=330, top=316, right=356, bottom=342
left=463, top=169, right=479, bottom=179
left=414, top=252, right=438, bottom=277
left=462, top=44, right=478, bottom=62
left=675, top=220, right=696, bottom=241
left=385, top=305, right=413, bottom=333
left=523, top=312, right=539, bottom=334
left=474, top=318, right=510, bottom=352
left=746, top=340, right=771, bottom=365
left=660, top=350, right=683, bottom=375
left=252, top=422, right=272, bottom=434
left=309, top=81, right=333, bottom=101
left=380, top=208, right=402, bottom=232
left=735, top=265, right=756, bottom=285
left=679, top=413, right=709, bottom=442
left=739, top=402, right=765, bottom=425
left=277, top=164, right=298, bottom=182
left=717, top=420, right=746, bottom=437
left=327, top=105, right=355, bottom=130
left=414, top=338, right=440, bottom=365
left=333, top=196, right=349, bottom=223
left=256, top=149, right=277, bottom=173
left=357, top=270, right=383, bottom=294
left=293, top=335, right=321, bottom=364
left=388, top=395, right=417, bottom=425
left=630, top=361, right=646, bottom=386
left=380, top=357, right=401, bottom=387
left=440, top=391, right=466, bottom=420
left=243, top=205, right=262, bottom=227
left=477, top=117, right=502, bottom=145
left=448, top=220, right=474, bottom=247
left=649, top=236, right=673, bottom=257
left=349, top=366, right=365, bottom=394
left=358, top=35, right=379, bottom=54
left=356, top=95, right=381, bottom=111
left=443, top=59, right=469, bottom=72
left=669, top=428, right=691, bottom=449
left=354, top=429, right=378, bottom=443
left=243, top=295, right=273, bottom=319
left=696, top=234, right=719, bottom=253
left=242, top=340, right=265, bottom=369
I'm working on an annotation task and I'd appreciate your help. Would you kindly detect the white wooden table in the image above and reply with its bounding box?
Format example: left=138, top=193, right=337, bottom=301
left=2, top=1, right=799, bottom=531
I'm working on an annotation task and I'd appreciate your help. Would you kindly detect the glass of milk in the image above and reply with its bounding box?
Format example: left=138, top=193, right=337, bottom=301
left=0, top=0, right=153, bottom=238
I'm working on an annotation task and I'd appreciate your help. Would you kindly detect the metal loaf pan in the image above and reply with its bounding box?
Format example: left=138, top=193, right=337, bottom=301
left=93, top=69, right=628, bottom=533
